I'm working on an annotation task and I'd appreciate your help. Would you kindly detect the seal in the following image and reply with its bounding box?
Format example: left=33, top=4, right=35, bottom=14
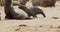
left=18, top=5, right=46, bottom=18
left=19, top=0, right=29, bottom=5
left=4, top=0, right=31, bottom=20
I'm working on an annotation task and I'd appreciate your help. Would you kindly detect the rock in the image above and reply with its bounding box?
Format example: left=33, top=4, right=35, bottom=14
left=32, top=0, right=56, bottom=7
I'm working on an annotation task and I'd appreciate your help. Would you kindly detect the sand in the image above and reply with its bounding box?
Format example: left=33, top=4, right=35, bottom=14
left=0, top=1, right=60, bottom=32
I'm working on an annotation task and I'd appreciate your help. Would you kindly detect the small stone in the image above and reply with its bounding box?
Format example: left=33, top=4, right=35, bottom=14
left=15, top=28, right=20, bottom=31
left=57, top=26, right=60, bottom=28
left=51, top=17, right=59, bottom=19
left=18, top=24, right=27, bottom=27
left=40, top=25, right=43, bottom=27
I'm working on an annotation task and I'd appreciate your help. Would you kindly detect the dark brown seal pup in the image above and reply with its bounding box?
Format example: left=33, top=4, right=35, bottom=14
left=18, top=5, right=46, bottom=18
left=4, top=0, right=31, bottom=20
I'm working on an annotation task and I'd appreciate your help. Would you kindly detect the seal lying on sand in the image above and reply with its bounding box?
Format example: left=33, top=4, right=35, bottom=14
left=18, top=5, right=46, bottom=18
left=4, top=0, right=31, bottom=20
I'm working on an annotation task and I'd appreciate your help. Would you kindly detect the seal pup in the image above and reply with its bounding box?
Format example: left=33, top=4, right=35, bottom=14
left=18, top=5, right=46, bottom=18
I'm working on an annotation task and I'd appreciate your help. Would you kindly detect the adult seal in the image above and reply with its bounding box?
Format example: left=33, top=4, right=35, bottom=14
left=4, top=0, right=31, bottom=20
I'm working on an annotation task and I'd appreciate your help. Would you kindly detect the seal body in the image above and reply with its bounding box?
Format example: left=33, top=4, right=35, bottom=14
left=18, top=5, right=46, bottom=18
left=4, top=0, right=31, bottom=20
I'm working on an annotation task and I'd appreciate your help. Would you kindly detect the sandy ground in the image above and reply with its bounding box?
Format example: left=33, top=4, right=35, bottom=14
left=0, top=1, right=60, bottom=32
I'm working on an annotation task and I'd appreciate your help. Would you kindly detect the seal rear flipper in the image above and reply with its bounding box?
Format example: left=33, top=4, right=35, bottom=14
left=15, top=17, right=32, bottom=20
left=5, top=16, right=12, bottom=19
left=15, top=16, right=32, bottom=20
left=41, top=12, right=46, bottom=17
left=25, top=17, right=32, bottom=19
